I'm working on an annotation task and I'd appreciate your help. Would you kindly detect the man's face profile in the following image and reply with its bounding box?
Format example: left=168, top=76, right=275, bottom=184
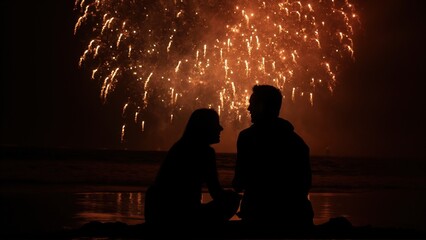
left=247, top=94, right=264, bottom=123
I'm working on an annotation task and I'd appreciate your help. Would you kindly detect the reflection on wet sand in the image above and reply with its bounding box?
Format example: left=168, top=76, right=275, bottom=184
left=310, top=192, right=352, bottom=225
left=73, top=189, right=426, bottom=231
left=2, top=189, right=425, bottom=235
left=73, top=192, right=356, bottom=227
left=74, top=192, right=144, bottom=226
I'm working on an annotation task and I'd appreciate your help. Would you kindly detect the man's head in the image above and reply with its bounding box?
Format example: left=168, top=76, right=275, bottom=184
left=248, top=85, right=282, bottom=123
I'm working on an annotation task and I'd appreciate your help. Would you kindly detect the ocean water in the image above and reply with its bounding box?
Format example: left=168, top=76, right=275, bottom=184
left=1, top=151, right=425, bottom=235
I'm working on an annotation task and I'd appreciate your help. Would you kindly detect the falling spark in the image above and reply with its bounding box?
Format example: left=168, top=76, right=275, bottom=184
left=120, top=124, right=126, bottom=143
left=175, top=61, right=182, bottom=73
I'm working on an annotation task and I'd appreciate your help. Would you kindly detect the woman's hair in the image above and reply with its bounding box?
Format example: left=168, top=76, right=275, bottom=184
left=182, top=108, right=219, bottom=141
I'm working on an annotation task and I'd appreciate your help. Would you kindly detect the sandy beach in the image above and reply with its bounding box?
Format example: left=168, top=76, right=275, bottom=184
left=1, top=147, right=426, bottom=238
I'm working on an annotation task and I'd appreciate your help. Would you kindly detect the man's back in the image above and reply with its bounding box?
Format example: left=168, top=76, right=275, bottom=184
left=233, top=117, right=313, bottom=227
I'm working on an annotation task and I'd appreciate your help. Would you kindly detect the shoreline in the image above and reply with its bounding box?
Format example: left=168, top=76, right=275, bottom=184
left=2, top=149, right=425, bottom=237
left=2, top=183, right=426, bottom=231
left=1, top=181, right=425, bottom=194
left=3, top=218, right=425, bottom=240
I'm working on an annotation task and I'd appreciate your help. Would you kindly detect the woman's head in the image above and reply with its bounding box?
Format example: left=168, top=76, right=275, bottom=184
left=182, top=108, right=223, bottom=144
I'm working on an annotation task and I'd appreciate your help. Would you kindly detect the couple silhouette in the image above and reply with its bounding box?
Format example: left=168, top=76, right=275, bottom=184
left=144, top=84, right=313, bottom=232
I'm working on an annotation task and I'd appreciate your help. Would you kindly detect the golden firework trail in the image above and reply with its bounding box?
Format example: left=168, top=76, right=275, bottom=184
left=74, top=0, right=360, bottom=141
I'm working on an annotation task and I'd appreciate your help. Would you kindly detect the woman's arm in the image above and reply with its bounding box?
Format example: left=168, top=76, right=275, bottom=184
left=205, top=148, right=224, bottom=200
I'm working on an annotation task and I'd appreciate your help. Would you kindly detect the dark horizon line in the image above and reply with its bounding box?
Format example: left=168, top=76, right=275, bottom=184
left=1, top=144, right=424, bottom=161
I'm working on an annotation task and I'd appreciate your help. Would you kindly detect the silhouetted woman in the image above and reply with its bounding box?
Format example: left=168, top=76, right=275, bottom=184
left=144, top=108, right=240, bottom=227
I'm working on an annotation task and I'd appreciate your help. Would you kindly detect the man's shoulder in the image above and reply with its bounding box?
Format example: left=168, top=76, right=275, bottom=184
left=238, top=125, right=255, bottom=136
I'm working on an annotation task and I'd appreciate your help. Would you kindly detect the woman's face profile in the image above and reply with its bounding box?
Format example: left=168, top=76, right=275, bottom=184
left=205, top=115, right=223, bottom=144
left=185, top=109, right=223, bottom=144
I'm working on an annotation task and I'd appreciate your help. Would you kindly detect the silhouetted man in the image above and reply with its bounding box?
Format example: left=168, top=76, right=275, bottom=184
left=232, top=85, right=314, bottom=230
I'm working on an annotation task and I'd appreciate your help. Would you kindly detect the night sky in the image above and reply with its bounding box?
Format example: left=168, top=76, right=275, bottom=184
left=1, top=0, right=425, bottom=158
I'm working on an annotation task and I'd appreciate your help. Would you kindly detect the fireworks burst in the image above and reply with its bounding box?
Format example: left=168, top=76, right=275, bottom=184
left=74, top=0, right=359, bottom=144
